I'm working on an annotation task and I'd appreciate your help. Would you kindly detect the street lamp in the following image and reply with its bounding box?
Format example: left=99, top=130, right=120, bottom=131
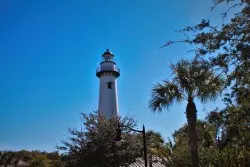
left=114, top=125, right=124, bottom=146
left=114, top=124, right=148, bottom=167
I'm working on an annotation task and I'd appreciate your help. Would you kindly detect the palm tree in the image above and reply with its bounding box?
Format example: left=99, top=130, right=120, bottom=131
left=149, top=59, right=224, bottom=167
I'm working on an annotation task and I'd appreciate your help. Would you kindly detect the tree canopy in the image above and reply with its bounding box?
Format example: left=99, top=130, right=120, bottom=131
left=57, top=112, right=144, bottom=167
left=157, top=0, right=249, bottom=166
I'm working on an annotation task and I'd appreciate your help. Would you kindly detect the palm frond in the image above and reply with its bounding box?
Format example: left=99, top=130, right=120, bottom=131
left=149, top=59, right=224, bottom=112
left=196, top=72, right=224, bottom=102
left=170, top=60, right=195, bottom=97
left=171, top=59, right=224, bottom=101
left=149, top=81, right=183, bottom=112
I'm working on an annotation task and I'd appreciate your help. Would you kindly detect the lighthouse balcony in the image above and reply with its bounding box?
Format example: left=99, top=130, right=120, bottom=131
left=96, top=66, right=120, bottom=77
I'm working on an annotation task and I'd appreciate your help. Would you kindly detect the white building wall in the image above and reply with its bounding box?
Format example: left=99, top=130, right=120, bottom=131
left=98, top=73, right=119, bottom=118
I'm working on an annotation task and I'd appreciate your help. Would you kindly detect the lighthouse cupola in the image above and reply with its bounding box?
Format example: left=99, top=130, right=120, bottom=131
left=96, top=49, right=120, bottom=118
left=102, top=49, right=114, bottom=62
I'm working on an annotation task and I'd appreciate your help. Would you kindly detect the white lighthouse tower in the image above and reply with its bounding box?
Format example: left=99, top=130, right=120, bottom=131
left=96, top=49, right=120, bottom=118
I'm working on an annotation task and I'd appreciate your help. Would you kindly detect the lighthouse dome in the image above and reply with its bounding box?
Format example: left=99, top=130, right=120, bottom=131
left=102, top=49, right=114, bottom=61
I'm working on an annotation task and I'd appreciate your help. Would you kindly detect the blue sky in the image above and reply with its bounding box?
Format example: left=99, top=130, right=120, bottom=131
left=0, top=0, right=232, bottom=152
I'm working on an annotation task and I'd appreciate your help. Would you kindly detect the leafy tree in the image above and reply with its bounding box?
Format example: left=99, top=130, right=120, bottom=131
left=47, top=152, right=66, bottom=167
left=0, top=150, right=65, bottom=167
left=29, top=154, right=50, bottom=167
left=169, top=120, right=217, bottom=167
left=163, top=0, right=250, bottom=165
left=158, top=0, right=249, bottom=166
left=15, top=150, right=33, bottom=163
left=165, top=116, right=250, bottom=167
left=146, top=130, right=168, bottom=166
left=163, top=0, right=249, bottom=124
left=173, top=120, right=216, bottom=148
left=0, top=151, right=16, bottom=166
left=149, top=59, right=224, bottom=167
left=57, top=112, right=143, bottom=167
left=206, top=106, right=250, bottom=166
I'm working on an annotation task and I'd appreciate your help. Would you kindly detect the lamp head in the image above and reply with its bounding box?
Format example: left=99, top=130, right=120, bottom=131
left=102, top=49, right=114, bottom=62
left=114, top=125, right=124, bottom=146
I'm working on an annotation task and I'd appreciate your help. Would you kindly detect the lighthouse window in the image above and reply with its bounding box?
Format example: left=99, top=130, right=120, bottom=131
left=107, top=82, right=112, bottom=89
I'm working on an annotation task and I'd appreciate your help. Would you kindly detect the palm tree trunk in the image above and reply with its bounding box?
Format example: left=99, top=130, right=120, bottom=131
left=186, top=98, right=199, bottom=167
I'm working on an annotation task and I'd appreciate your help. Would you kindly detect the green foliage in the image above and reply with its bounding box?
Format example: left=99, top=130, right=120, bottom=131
left=146, top=130, right=168, bottom=165
left=149, top=59, right=224, bottom=111
left=29, top=154, right=50, bottom=167
left=167, top=120, right=216, bottom=166
left=172, top=120, right=216, bottom=147
left=160, top=1, right=250, bottom=166
left=149, top=59, right=224, bottom=167
left=165, top=117, right=250, bottom=167
left=0, top=114, right=170, bottom=167
left=57, top=111, right=143, bottom=167
left=164, top=0, right=249, bottom=107
left=0, top=150, right=65, bottom=167
left=0, top=151, right=16, bottom=166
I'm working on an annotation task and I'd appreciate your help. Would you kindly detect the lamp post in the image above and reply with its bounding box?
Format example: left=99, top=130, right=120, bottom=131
left=114, top=124, right=148, bottom=167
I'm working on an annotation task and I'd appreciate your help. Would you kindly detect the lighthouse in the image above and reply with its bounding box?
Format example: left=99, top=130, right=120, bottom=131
left=96, top=49, right=120, bottom=118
